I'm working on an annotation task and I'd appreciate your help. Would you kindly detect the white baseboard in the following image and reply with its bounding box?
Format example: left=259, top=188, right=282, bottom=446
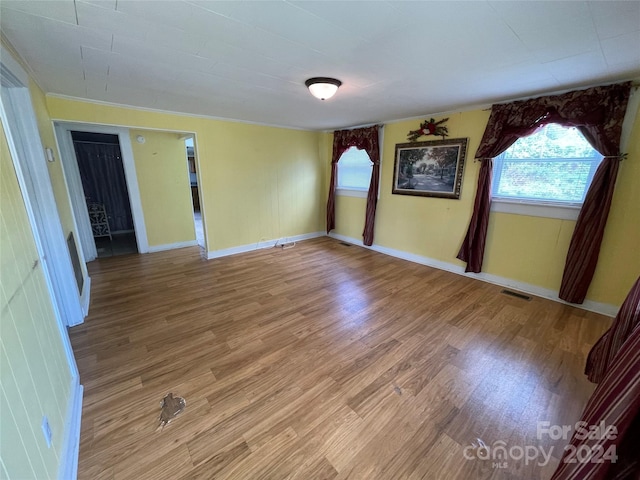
left=328, top=232, right=618, bottom=318
left=207, top=231, right=325, bottom=260
left=58, top=378, right=83, bottom=480
left=147, top=240, right=198, bottom=253
left=80, top=275, right=91, bottom=318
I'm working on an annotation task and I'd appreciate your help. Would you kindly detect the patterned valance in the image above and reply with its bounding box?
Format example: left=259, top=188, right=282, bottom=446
left=476, top=82, right=631, bottom=159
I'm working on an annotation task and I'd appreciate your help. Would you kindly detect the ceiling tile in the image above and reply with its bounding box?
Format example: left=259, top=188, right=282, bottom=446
left=76, top=1, right=205, bottom=55
left=190, top=0, right=365, bottom=60
left=110, top=35, right=214, bottom=73
left=2, top=0, right=77, bottom=25
left=288, top=0, right=407, bottom=41
left=2, top=8, right=113, bottom=52
left=115, top=0, right=193, bottom=27
left=101, top=82, right=159, bottom=107
left=34, top=67, right=86, bottom=96
left=2, top=0, right=638, bottom=130
left=601, top=31, right=640, bottom=68
left=544, top=51, right=610, bottom=84
left=77, top=0, right=117, bottom=9
left=106, top=54, right=181, bottom=91
left=589, top=1, right=640, bottom=40
left=80, top=46, right=110, bottom=75
left=490, top=1, right=600, bottom=56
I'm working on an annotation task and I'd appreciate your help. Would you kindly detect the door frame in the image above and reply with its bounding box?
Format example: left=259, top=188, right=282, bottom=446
left=0, top=46, right=85, bottom=330
left=1, top=51, right=84, bottom=480
left=54, top=121, right=149, bottom=256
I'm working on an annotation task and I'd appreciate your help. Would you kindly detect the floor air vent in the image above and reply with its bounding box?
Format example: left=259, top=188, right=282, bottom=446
left=501, top=289, right=531, bottom=301
left=339, top=242, right=352, bottom=247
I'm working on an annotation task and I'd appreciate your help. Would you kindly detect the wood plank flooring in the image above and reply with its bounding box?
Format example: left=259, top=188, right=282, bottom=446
left=70, top=237, right=611, bottom=480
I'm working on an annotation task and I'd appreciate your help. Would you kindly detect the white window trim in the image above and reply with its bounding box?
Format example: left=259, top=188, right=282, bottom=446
left=491, top=198, right=581, bottom=220
left=337, top=187, right=369, bottom=198
left=490, top=124, right=602, bottom=221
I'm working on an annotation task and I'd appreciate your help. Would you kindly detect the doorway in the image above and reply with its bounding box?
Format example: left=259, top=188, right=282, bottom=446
left=70, top=131, right=138, bottom=258
left=185, top=136, right=205, bottom=248
left=54, top=122, right=149, bottom=262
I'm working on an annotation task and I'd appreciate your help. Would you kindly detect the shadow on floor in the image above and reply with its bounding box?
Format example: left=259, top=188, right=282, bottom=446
left=95, top=232, right=138, bottom=258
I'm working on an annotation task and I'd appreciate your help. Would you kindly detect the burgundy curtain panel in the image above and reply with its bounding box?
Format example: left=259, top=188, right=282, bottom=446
left=456, top=158, right=493, bottom=273
left=558, top=158, right=620, bottom=303
left=550, top=278, right=640, bottom=480
left=457, top=82, right=631, bottom=292
left=363, top=157, right=381, bottom=246
left=585, top=276, right=640, bottom=384
left=326, top=125, right=381, bottom=246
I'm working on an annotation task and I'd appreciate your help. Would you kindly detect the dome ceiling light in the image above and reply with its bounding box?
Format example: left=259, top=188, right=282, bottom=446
left=305, top=77, right=342, bottom=100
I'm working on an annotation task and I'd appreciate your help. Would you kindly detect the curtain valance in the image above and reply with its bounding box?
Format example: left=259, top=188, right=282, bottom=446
left=330, top=125, right=381, bottom=166
left=475, top=82, right=631, bottom=160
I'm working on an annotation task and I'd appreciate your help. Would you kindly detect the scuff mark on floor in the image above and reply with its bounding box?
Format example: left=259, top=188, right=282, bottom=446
left=157, top=393, right=186, bottom=430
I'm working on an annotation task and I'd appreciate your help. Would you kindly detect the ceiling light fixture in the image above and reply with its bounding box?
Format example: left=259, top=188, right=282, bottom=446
left=305, top=77, right=342, bottom=100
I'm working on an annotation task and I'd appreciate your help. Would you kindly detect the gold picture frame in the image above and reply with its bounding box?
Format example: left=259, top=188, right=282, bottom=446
left=392, top=138, right=468, bottom=199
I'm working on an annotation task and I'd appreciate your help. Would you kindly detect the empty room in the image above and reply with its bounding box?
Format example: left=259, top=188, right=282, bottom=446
left=1, top=1, right=639, bottom=479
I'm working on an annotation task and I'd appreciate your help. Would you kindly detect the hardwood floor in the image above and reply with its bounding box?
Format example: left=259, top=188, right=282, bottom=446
left=70, top=237, right=611, bottom=480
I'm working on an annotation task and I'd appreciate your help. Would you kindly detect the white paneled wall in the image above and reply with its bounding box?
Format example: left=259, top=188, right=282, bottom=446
left=0, top=123, right=73, bottom=479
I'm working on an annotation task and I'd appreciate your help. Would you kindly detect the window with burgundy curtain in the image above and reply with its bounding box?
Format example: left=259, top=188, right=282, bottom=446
left=326, top=125, right=381, bottom=246
left=457, top=82, right=631, bottom=303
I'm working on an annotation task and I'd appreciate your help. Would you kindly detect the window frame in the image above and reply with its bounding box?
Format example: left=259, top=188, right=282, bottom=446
left=490, top=126, right=602, bottom=220
left=335, top=127, right=384, bottom=198
left=336, top=147, right=373, bottom=197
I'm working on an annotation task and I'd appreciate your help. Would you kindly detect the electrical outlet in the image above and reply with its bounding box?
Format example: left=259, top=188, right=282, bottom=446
left=41, top=416, right=52, bottom=448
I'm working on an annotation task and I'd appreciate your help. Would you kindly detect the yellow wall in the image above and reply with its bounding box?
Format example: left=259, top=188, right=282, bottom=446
left=30, top=82, right=74, bottom=237
left=46, top=97, right=325, bottom=252
left=331, top=105, right=640, bottom=307
left=590, top=102, right=640, bottom=304
left=0, top=121, right=73, bottom=479
left=129, top=129, right=196, bottom=247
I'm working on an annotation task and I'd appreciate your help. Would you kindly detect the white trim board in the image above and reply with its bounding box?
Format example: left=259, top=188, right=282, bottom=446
left=491, top=199, right=580, bottom=221
left=54, top=123, right=98, bottom=262
left=53, top=121, right=150, bottom=255
left=58, top=380, right=83, bottom=480
left=207, top=232, right=325, bottom=260
left=1, top=52, right=84, bottom=331
left=328, top=232, right=618, bottom=318
left=0, top=44, right=29, bottom=86
left=80, top=276, right=91, bottom=317
left=148, top=240, right=198, bottom=253
left=337, top=188, right=368, bottom=199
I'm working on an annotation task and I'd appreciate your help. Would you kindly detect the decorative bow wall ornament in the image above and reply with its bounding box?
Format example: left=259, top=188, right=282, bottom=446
left=407, top=118, right=449, bottom=142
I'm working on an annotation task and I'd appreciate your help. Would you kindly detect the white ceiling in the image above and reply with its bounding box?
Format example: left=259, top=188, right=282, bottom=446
left=1, top=1, right=639, bottom=130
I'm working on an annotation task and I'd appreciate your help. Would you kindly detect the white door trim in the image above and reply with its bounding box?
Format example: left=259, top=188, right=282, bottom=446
left=53, top=121, right=149, bottom=254
left=0, top=50, right=84, bottom=329
left=54, top=123, right=98, bottom=261
left=2, top=48, right=86, bottom=480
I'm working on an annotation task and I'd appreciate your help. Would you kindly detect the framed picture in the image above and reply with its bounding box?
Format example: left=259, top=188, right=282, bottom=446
left=392, top=138, right=468, bottom=199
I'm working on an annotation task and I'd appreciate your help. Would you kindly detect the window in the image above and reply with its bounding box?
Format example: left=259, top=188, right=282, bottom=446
left=491, top=124, right=602, bottom=219
left=337, top=147, right=373, bottom=197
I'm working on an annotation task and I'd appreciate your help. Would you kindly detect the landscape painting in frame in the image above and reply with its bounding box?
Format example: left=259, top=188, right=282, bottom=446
left=392, top=138, right=468, bottom=199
